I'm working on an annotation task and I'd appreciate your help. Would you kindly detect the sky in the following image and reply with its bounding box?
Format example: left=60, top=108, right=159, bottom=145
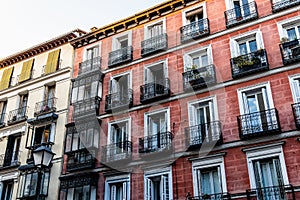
left=0, top=0, right=166, bottom=59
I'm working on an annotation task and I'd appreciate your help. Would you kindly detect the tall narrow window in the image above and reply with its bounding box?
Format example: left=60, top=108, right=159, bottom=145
left=4, top=135, right=21, bottom=167
left=0, top=101, right=7, bottom=125
left=86, top=46, right=99, bottom=61
left=44, top=85, right=56, bottom=110
left=110, top=74, right=130, bottom=100
left=0, top=180, right=13, bottom=200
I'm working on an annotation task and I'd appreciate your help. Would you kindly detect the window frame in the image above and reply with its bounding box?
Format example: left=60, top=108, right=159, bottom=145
left=144, top=59, right=168, bottom=84
left=277, top=16, right=300, bottom=40
left=182, top=2, right=207, bottom=26
left=184, top=45, right=213, bottom=72
left=144, top=18, right=166, bottom=39
left=108, top=118, right=131, bottom=145
left=289, top=74, right=300, bottom=103
left=144, top=107, right=170, bottom=137
left=82, top=42, right=101, bottom=62
left=104, top=174, right=130, bottom=200
left=109, top=71, right=132, bottom=94
left=112, top=31, right=132, bottom=51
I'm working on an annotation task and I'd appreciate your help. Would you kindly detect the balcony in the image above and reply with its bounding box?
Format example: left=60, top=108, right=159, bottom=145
left=34, top=97, right=57, bottom=116
left=182, top=64, right=216, bottom=91
left=141, top=33, right=168, bottom=57
left=187, top=192, right=231, bottom=200
left=73, top=97, right=100, bottom=118
left=78, top=56, right=101, bottom=76
left=292, top=102, right=300, bottom=129
left=105, top=89, right=133, bottom=113
left=140, top=78, right=170, bottom=103
left=108, top=46, right=133, bottom=68
left=185, top=121, right=222, bottom=151
left=101, top=141, right=132, bottom=164
left=0, top=151, right=21, bottom=168
left=225, top=1, right=258, bottom=28
left=231, top=49, right=269, bottom=79
left=246, top=185, right=295, bottom=200
left=180, top=18, right=210, bottom=43
left=7, top=106, right=28, bottom=125
left=272, top=0, right=300, bottom=12
left=66, top=148, right=96, bottom=172
left=280, top=38, right=300, bottom=65
left=139, top=131, right=173, bottom=154
left=237, top=108, right=280, bottom=139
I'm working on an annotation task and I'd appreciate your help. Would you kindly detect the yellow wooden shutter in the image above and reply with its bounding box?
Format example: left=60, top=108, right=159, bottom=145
left=19, top=59, right=34, bottom=83
left=0, top=68, right=14, bottom=91
left=44, top=49, right=60, bottom=75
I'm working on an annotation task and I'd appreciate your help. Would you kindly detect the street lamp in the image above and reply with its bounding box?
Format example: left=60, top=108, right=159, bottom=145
left=33, top=145, right=55, bottom=168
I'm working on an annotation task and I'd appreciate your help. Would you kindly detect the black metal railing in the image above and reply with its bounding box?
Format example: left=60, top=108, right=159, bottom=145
left=73, top=97, right=100, bottom=118
left=246, top=185, right=295, bottom=200
left=231, top=49, right=269, bottom=79
left=34, top=97, right=57, bottom=116
left=280, top=38, right=300, bottom=65
left=140, top=78, right=170, bottom=103
left=185, top=121, right=222, bottom=150
left=66, top=148, right=96, bottom=172
left=272, top=0, right=300, bottom=12
left=0, top=151, right=21, bottom=168
left=108, top=46, right=133, bottom=67
left=180, top=18, right=210, bottom=43
left=182, top=64, right=216, bottom=90
left=225, top=1, right=258, bottom=28
left=101, top=141, right=132, bottom=163
left=141, top=33, right=168, bottom=56
left=139, top=131, right=173, bottom=153
left=292, top=102, right=300, bottom=129
left=105, top=89, right=133, bottom=113
left=0, top=112, right=6, bottom=127
left=7, top=106, right=28, bottom=125
left=78, top=56, right=101, bottom=75
left=187, top=192, right=231, bottom=200
left=237, top=108, right=280, bottom=139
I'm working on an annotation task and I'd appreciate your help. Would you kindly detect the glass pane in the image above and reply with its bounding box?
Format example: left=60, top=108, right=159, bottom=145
left=239, top=43, right=247, bottom=55
left=192, top=57, right=200, bottom=68
left=40, top=172, right=50, bottom=195
left=24, top=173, right=32, bottom=197
left=201, top=171, right=211, bottom=194
left=287, top=28, right=297, bottom=41
left=249, top=39, right=257, bottom=52
left=201, top=55, right=208, bottom=67
left=247, top=95, right=259, bottom=113
left=67, top=188, right=74, bottom=200
left=83, top=185, right=90, bottom=200
left=212, top=170, right=221, bottom=194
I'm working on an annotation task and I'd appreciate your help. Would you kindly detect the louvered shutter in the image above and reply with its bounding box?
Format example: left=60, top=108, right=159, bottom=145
left=207, top=46, right=213, bottom=65
left=0, top=68, right=13, bottom=91
left=253, top=161, right=262, bottom=188
left=146, top=178, right=152, bottom=200
left=19, top=59, right=34, bottom=83
left=229, top=39, right=239, bottom=58
left=44, top=49, right=60, bottom=74
left=161, top=175, right=169, bottom=200
left=291, top=79, right=300, bottom=103
left=256, top=30, right=265, bottom=50
left=122, top=182, right=127, bottom=200
left=111, top=185, right=117, bottom=200
left=273, top=158, right=284, bottom=186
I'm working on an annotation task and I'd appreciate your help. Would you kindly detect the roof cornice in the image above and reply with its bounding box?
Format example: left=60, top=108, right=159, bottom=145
left=0, top=29, right=86, bottom=68
left=71, top=0, right=201, bottom=48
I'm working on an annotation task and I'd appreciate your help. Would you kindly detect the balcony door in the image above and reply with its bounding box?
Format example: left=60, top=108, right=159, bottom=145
left=4, top=135, right=21, bottom=167
left=239, top=39, right=257, bottom=55
left=145, top=174, right=170, bottom=200
left=0, top=101, right=7, bottom=124
left=232, top=0, right=250, bottom=18
left=18, top=94, right=28, bottom=118
left=110, top=74, right=130, bottom=103
left=86, top=46, right=99, bottom=61
left=0, top=180, right=13, bottom=200
left=110, top=122, right=128, bottom=155
left=148, top=23, right=163, bottom=38
left=44, top=85, right=55, bottom=110
left=145, top=63, right=167, bottom=96
left=186, top=7, right=204, bottom=33
left=197, top=167, right=222, bottom=198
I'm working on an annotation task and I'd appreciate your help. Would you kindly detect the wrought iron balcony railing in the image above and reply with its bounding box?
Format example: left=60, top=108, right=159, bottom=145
left=187, top=192, right=231, bottom=200
left=73, top=97, right=100, bottom=118
left=272, top=0, right=300, bottom=12
left=280, top=38, right=300, bottom=65
left=0, top=113, right=6, bottom=127
left=101, top=141, right=132, bottom=163
left=292, top=102, right=300, bottom=129
left=180, top=18, right=210, bottom=43
left=78, top=56, right=101, bottom=75
left=237, top=108, right=280, bottom=139
left=225, top=1, right=258, bottom=28
left=185, top=121, right=222, bottom=150
left=231, top=49, right=269, bottom=79
left=139, top=131, right=173, bottom=154
left=246, top=185, right=295, bottom=200
left=0, top=151, right=21, bottom=168
left=34, top=97, right=57, bottom=116
left=7, top=106, right=28, bottom=125
left=182, top=64, right=216, bottom=91
left=140, top=78, right=170, bottom=103
left=105, top=89, right=133, bottom=113
left=108, top=46, right=133, bottom=67
left=66, top=148, right=96, bottom=172
left=141, top=33, right=168, bottom=57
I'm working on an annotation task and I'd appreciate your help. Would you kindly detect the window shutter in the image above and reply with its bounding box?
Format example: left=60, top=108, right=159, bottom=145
left=49, top=123, right=56, bottom=143
left=196, top=169, right=201, bottom=196
left=111, top=185, right=117, bottom=200
left=242, top=93, right=250, bottom=114
left=188, top=104, right=197, bottom=127
left=256, top=30, right=265, bottom=49
left=19, top=59, right=34, bottom=83
left=292, top=79, right=300, bottom=103
left=91, top=81, right=98, bottom=98
left=145, top=68, right=153, bottom=84
left=184, top=55, right=193, bottom=71
left=253, top=161, right=262, bottom=188
left=122, top=182, right=127, bottom=200
left=229, top=39, right=239, bottom=58
left=44, top=49, right=61, bottom=74
left=163, top=63, right=168, bottom=79
left=217, top=166, right=223, bottom=193
left=0, top=68, right=14, bottom=91
left=261, top=87, right=271, bottom=109
left=207, top=47, right=213, bottom=65
left=273, top=158, right=284, bottom=186
left=4, top=136, right=14, bottom=166
left=161, top=175, right=169, bottom=200
left=146, top=178, right=152, bottom=200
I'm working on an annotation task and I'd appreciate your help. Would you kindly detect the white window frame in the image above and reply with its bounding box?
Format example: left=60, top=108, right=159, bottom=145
left=144, top=107, right=170, bottom=137
left=109, top=71, right=132, bottom=94
left=183, top=45, right=213, bottom=72
left=82, top=42, right=101, bottom=61
left=112, top=31, right=132, bottom=51
left=237, top=82, right=274, bottom=115
left=144, top=167, right=173, bottom=200
left=229, top=29, right=264, bottom=58
left=289, top=74, right=300, bottom=103
left=277, top=16, right=300, bottom=40
left=224, top=0, right=255, bottom=10
left=182, top=2, right=207, bottom=26
left=105, top=174, right=130, bottom=200
left=191, top=153, right=227, bottom=196
left=107, top=117, right=131, bottom=145
left=144, top=18, right=166, bottom=39
left=32, top=122, right=56, bottom=146
left=243, top=142, right=289, bottom=188
left=144, top=59, right=168, bottom=84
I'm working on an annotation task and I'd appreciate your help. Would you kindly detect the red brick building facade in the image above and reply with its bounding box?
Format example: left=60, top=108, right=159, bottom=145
left=59, top=0, right=300, bottom=199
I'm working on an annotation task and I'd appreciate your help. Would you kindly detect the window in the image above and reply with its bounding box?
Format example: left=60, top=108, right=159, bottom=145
left=18, top=94, right=28, bottom=118
left=192, top=154, right=227, bottom=198
left=0, top=101, right=7, bottom=125
left=144, top=168, right=172, bottom=200
left=86, top=46, right=99, bottom=61
left=105, top=175, right=130, bottom=200
left=0, top=180, right=13, bottom=200
left=109, top=120, right=130, bottom=146
left=27, top=123, right=55, bottom=149
left=182, top=3, right=207, bottom=29
left=79, top=44, right=101, bottom=75
left=278, top=16, right=300, bottom=41
left=145, top=19, right=166, bottom=39
left=3, top=135, right=21, bottom=167
left=244, top=143, right=289, bottom=198
left=112, top=32, right=132, bottom=51
left=110, top=73, right=131, bottom=96
left=184, top=46, right=213, bottom=71
left=145, top=61, right=168, bottom=84
left=230, top=30, right=264, bottom=58
left=224, top=0, right=257, bottom=22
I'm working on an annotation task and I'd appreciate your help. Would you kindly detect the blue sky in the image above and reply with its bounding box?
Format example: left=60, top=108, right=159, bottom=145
left=0, top=0, right=165, bottom=59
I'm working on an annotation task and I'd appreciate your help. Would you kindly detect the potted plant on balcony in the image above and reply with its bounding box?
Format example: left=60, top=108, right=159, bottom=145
left=233, top=56, right=254, bottom=69
left=202, top=193, right=211, bottom=199
left=281, top=37, right=299, bottom=48
left=186, top=64, right=204, bottom=87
